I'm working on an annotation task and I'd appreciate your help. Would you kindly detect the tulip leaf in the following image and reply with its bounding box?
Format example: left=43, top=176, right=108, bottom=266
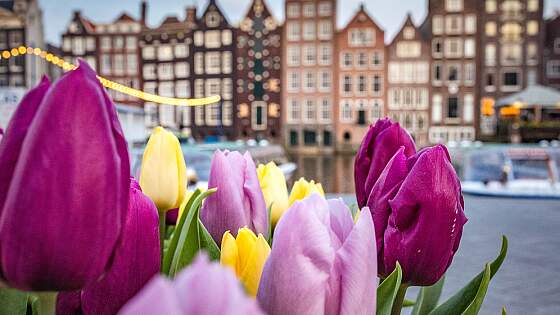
left=162, top=189, right=202, bottom=275
left=28, top=294, right=39, bottom=315
left=198, top=218, right=220, bottom=261
left=461, top=264, right=492, bottom=315
left=376, top=262, right=403, bottom=315
left=0, top=288, right=28, bottom=315
left=502, top=306, right=507, bottom=315
left=429, top=235, right=508, bottom=315
left=266, top=203, right=273, bottom=245
left=168, top=188, right=217, bottom=277
left=411, top=275, right=445, bottom=315
left=403, top=299, right=416, bottom=307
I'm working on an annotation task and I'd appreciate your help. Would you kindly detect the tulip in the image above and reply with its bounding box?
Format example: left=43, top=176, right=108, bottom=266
left=56, top=178, right=160, bottom=315
left=200, top=150, right=268, bottom=245
left=256, top=162, right=290, bottom=226
left=257, top=194, right=377, bottom=315
left=288, top=177, right=325, bottom=206
left=367, top=145, right=467, bottom=286
left=221, top=228, right=271, bottom=296
left=0, top=61, right=129, bottom=291
left=354, top=118, right=416, bottom=208
left=118, top=254, right=265, bottom=315
left=140, top=126, right=187, bottom=212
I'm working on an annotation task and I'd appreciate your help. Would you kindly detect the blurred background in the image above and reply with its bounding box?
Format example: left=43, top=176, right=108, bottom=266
left=1, top=0, right=560, bottom=313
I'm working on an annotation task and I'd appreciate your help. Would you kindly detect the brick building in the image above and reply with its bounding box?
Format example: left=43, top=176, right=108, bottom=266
left=544, top=13, right=560, bottom=90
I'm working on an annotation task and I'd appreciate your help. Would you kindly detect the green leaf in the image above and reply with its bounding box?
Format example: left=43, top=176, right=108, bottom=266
left=411, top=275, right=445, bottom=315
left=198, top=218, right=220, bottom=260
left=168, top=188, right=217, bottom=277
left=376, top=262, right=403, bottom=315
left=162, top=189, right=201, bottom=275
left=462, top=264, right=492, bottom=315
left=266, top=203, right=273, bottom=245
left=502, top=306, right=507, bottom=315
left=429, top=235, right=508, bottom=315
left=0, top=288, right=28, bottom=315
left=28, top=294, right=39, bottom=315
left=403, top=299, right=416, bottom=308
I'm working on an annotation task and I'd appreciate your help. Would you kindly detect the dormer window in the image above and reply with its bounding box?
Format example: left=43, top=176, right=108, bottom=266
left=403, top=27, right=415, bottom=39
left=206, top=12, right=220, bottom=28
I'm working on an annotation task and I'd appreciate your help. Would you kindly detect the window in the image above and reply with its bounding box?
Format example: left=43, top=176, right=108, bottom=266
left=181, top=107, right=191, bottom=127
left=343, top=75, right=352, bottom=94
left=372, top=51, right=383, bottom=68
left=547, top=61, right=560, bottom=78
left=485, top=72, right=495, bottom=89
left=432, top=15, right=443, bottom=35
left=142, top=46, right=155, bottom=59
left=175, top=62, right=189, bottom=77
left=303, top=130, right=317, bottom=146
left=159, top=82, right=174, bottom=97
left=143, top=64, right=156, bottom=79
left=357, top=52, right=368, bottom=68
left=222, top=52, right=232, bottom=74
left=447, top=96, right=459, bottom=119
left=85, top=56, right=96, bottom=70
left=101, top=36, right=111, bottom=49
left=464, top=62, right=475, bottom=84
left=205, top=31, right=221, bottom=48
left=318, top=2, right=332, bottom=16
left=434, top=63, right=442, bottom=82
left=101, top=54, right=111, bottom=74
left=127, top=54, right=137, bottom=75
left=289, top=130, right=299, bottom=146
left=288, top=46, right=300, bottom=66
left=222, top=30, right=232, bottom=46
left=194, top=31, right=204, bottom=46
left=485, top=22, right=497, bottom=36
left=447, top=64, right=460, bottom=82
left=126, top=36, right=136, bottom=49
left=160, top=105, right=176, bottom=127
left=397, top=42, right=421, bottom=58
left=194, top=79, right=204, bottom=98
left=303, top=22, right=315, bottom=40
left=485, top=0, right=497, bottom=13
left=144, top=82, right=157, bottom=94
left=114, top=36, right=124, bottom=49
left=432, top=94, right=442, bottom=123
left=403, top=27, right=415, bottom=39
left=446, top=15, right=462, bottom=34
left=288, top=71, right=299, bottom=92
left=501, top=22, right=522, bottom=41
left=303, top=71, right=315, bottom=92
left=62, top=37, right=71, bottom=51
left=528, top=0, right=539, bottom=12
left=555, top=39, right=560, bottom=54
left=195, top=107, right=204, bottom=126
left=158, top=45, right=173, bottom=61
left=319, top=71, right=331, bottom=91
left=485, top=44, right=496, bottom=66
left=320, top=98, right=331, bottom=122
left=318, top=45, right=331, bottom=65
left=341, top=100, right=353, bottom=122
left=349, top=29, right=374, bottom=46
left=194, top=53, right=203, bottom=74
left=302, top=45, right=316, bottom=65
left=222, top=79, right=233, bottom=100
left=465, top=15, right=476, bottom=34
left=527, top=21, right=539, bottom=36
left=175, top=80, right=190, bottom=98
left=287, top=3, right=300, bottom=18
left=304, top=99, right=316, bottom=121
left=464, top=38, right=475, bottom=58
left=433, top=38, right=443, bottom=56
left=527, top=43, right=538, bottom=65
left=342, top=53, right=352, bottom=68
left=288, top=99, right=300, bottom=122
left=205, top=103, right=220, bottom=126
left=464, top=94, right=474, bottom=123
left=372, top=75, right=382, bottom=96
left=205, top=52, right=221, bottom=74
left=503, top=71, right=520, bottom=88
left=501, top=44, right=522, bottom=65
left=303, top=3, right=315, bottom=17
left=158, top=63, right=173, bottom=80
left=357, top=75, right=367, bottom=95
left=318, top=21, right=332, bottom=40
left=287, top=22, right=300, bottom=41
left=445, top=38, right=462, bottom=58
left=445, top=0, right=463, bottom=12
left=175, top=44, right=188, bottom=58
left=251, top=101, right=266, bottom=130
left=206, top=12, right=220, bottom=28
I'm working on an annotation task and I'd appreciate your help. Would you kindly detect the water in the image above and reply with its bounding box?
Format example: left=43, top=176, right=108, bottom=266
left=288, top=154, right=356, bottom=194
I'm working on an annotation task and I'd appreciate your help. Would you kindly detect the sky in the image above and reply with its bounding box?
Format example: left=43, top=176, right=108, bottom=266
left=40, top=0, right=560, bottom=45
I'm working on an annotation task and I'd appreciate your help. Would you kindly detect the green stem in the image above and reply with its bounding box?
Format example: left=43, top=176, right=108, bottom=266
left=159, top=211, right=166, bottom=263
left=391, top=284, right=409, bottom=315
left=35, top=292, right=57, bottom=315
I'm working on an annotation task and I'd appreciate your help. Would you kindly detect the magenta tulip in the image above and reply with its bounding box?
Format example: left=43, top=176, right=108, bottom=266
left=354, top=118, right=416, bottom=208
left=368, top=145, right=467, bottom=286
left=118, top=254, right=264, bottom=315
left=0, top=60, right=129, bottom=291
left=257, top=194, right=377, bottom=315
left=56, top=178, right=160, bottom=315
left=200, top=150, right=268, bottom=244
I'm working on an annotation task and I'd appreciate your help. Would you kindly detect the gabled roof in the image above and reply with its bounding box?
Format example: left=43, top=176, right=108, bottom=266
left=340, top=4, right=384, bottom=34
left=71, top=11, right=97, bottom=33
left=114, top=13, right=137, bottom=23
left=199, top=0, right=231, bottom=26
left=241, top=0, right=276, bottom=23
left=389, top=13, right=416, bottom=45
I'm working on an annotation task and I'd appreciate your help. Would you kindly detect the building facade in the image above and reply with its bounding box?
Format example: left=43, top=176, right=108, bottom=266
left=140, top=7, right=195, bottom=134
left=191, top=0, right=237, bottom=140
left=283, top=0, right=336, bottom=153
left=479, top=0, right=544, bottom=136
left=424, top=0, right=478, bottom=144
left=544, top=13, right=560, bottom=90
left=387, top=14, right=431, bottom=146
left=334, top=5, right=386, bottom=152
left=236, top=0, right=283, bottom=141
left=0, top=0, right=46, bottom=87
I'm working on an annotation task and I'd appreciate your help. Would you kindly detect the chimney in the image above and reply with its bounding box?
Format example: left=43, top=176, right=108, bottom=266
left=186, top=6, right=197, bottom=26
left=140, top=1, right=148, bottom=25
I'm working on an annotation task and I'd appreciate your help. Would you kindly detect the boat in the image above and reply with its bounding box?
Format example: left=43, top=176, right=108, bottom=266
left=455, top=145, right=560, bottom=199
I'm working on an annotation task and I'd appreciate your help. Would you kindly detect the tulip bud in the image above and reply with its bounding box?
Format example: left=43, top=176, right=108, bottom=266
left=256, top=162, right=290, bottom=226
left=140, top=126, right=187, bottom=212
left=368, top=145, right=467, bottom=286
left=200, top=150, right=268, bottom=245
left=288, top=177, right=325, bottom=206
left=118, top=254, right=265, bottom=315
left=56, top=178, right=160, bottom=315
left=354, top=118, right=416, bottom=208
left=0, top=61, right=129, bottom=291
left=257, top=194, right=377, bottom=315
left=221, top=228, right=271, bottom=296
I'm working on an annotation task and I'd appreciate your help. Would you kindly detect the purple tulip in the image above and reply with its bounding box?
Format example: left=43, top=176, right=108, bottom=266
left=257, top=194, right=377, bottom=315
left=0, top=61, right=130, bottom=291
left=56, top=178, right=160, bottom=315
left=118, top=254, right=264, bottom=315
left=368, top=145, right=467, bottom=286
left=354, top=118, right=416, bottom=208
left=200, top=150, right=268, bottom=245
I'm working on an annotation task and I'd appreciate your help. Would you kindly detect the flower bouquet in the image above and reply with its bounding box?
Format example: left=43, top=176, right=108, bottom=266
left=0, top=62, right=507, bottom=315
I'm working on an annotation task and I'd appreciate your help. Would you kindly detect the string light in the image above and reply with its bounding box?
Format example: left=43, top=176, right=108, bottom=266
left=0, top=46, right=221, bottom=107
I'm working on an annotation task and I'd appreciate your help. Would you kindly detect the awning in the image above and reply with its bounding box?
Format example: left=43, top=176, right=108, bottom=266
left=496, top=85, right=560, bottom=108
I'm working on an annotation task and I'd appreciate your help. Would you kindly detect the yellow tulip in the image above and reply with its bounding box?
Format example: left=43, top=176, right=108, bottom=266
left=220, top=228, right=271, bottom=297
left=288, top=177, right=325, bottom=206
left=257, top=162, right=290, bottom=227
left=139, top=126, right=187, bottom=212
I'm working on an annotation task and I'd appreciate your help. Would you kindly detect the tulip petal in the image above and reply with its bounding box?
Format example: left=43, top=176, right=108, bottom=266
left=239, top=234, right=271, bottom=297
left=257, top=162, right=290, bottom=226
left=221, top=231, right=240, bottom=274
left=118, top=277, right=183, bottom=315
